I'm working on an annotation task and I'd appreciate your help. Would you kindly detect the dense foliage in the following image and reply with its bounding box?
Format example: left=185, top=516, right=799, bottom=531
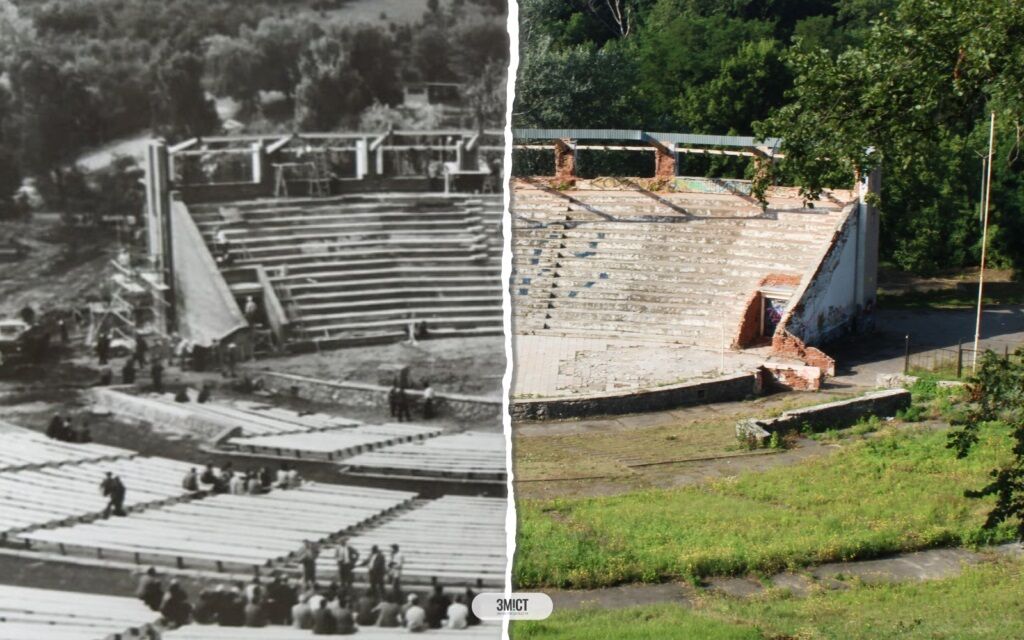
left=0, top=0, right=508, bottom=218
left=514, top=0, right=1024, bottom=273
left=949, top=351, right=1024, bottom=538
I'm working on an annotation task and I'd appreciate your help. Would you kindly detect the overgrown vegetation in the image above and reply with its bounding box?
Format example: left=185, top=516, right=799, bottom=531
left=515, top=419, right=1012, bottom=589
left=949, top=349, right=1024, bottom=538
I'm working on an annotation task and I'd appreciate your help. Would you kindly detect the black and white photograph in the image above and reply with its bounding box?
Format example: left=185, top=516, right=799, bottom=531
left=0, top=1, right=508, bottom=638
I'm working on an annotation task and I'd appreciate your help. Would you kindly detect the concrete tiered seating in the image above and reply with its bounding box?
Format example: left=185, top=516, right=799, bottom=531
left=512, top=185, right=850, bottom=346
left=0, top=422, right=133, bottom=471
left=0, top=455, right=208, bottom=534
left=187, top=194, right=504, bottom=345
left=223, top=422, right=444, bottom=462
left=17, top=483, right=416, bottom=572
left=166, top=623, right=501, bottom=640
left=0, top=585, right=158, bottom=640
left=93, top=388, right=361, bottom=439
left=316, top=496, right=506, bottom=588
left=341, top=432, right=505, bottom=482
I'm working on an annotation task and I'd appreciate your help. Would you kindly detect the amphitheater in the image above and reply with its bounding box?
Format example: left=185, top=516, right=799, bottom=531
left=510, top=129, right=880, bottom=419
left=0, top=130, right=506, bottom=639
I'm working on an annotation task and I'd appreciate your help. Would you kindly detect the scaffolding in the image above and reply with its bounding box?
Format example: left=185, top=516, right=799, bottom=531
left=88, top=258, right=170, bottom=348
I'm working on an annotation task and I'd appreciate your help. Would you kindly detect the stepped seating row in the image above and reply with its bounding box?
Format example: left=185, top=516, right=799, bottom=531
left=342, top=432, right=506, bottom=482
left=0, top=584, right=158, bottom=640
left=511, top=187, right=848, bottom=347
left=223, top=422, right=444, bottom=462
left=93, top=388, right=361, bottom=440
left=0, top=424, right=133, bottom=471
left=189, top=194, right=503, bottom=345
left=0, top=455, right=209, bottom=534
left=17, top=483, right=416, bottom=572
left=316, top=496, right=506, bottom=588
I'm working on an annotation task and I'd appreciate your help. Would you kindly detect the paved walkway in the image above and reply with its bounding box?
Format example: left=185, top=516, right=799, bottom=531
left=546, top=544, right=1024, bottom=611
left=831, top=307, right=1024, bottom=386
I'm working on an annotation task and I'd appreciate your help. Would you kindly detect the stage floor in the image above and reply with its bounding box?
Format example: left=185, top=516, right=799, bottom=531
left=512, top=334, right=778, bottom=399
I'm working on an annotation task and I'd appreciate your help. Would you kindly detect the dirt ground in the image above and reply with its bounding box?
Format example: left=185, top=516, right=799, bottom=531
left=0, top=218, right=116, bottom=318
left=252, top=336, right=506, bottom=398
left=512, top=389, right=857, bottom=499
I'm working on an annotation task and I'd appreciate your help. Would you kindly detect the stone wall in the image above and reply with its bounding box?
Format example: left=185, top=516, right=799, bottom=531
left=513, top=371, right=764, bottom=421
left=249, top=370, right=501, bottom=424
left=736, top=388, right=912, bottom=443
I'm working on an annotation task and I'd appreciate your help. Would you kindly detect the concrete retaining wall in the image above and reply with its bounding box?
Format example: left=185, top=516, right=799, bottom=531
left=736, top=388, right=912, bottom=443
left=249, top=370, right=501, bottom=424
left=90, top=387, right=230, bottom=441
left=513, top=371, right=762, bottom=421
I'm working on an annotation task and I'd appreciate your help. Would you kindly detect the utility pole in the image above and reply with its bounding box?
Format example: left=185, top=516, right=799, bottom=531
left=973, top=111, right=996, bottom=372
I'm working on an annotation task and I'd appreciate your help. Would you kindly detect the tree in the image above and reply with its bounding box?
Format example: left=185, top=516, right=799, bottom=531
left=150, top=50, right=219, bottom=139
left=6, top=49, right=99, bottom=204
left=514, top=36, right=642, bottom=128
left=759, top=0, right=1024, bottom=271
left=293, top=36, right=366, bottom=130
left=0, top=0, right=35, bottom=64
left=247, top=17, right=323, bottom=100
left=204, top=34, right=262, bottom=114
left=949, top=350, right=1024, bottom=539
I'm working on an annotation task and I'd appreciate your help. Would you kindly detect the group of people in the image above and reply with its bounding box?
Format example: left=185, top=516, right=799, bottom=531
left=388, top=381, right=436, bottom=422
left=136, top=568, right=483, bottom=634
left=45, top=413, right=92, bottom=443
left=94, top=329, right=167, bottom=391
left=181, top=462, right=303, bottom=496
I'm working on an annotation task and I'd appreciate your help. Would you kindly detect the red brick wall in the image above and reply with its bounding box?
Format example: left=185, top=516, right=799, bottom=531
left=554, top=139, right=576, bottom=181
left=653, top=142, right=676, bottom=179
left=733, top=291, right=763, bottom=349
left=772, top=331, right=836, bottom=377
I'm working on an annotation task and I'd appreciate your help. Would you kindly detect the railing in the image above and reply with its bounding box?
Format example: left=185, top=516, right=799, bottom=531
left=903, top=334, right=1023, bottom=378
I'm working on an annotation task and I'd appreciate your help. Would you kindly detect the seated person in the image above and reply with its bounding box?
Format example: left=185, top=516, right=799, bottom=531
left=192, top=588, right=218, bottom=625
left=244, top=594, right=268, bottom=627
left=160, top=581, right=192, bottom=629
left=292, top=596, right=314, bottom=630
left=333, top=598, right=357, bottom=635
left=447, top=594, right=470, bottom=630
left=373, top=594, right=401, bottom=628
left=403, top=594, right=427, bottom=632
left=312, top=599, right=336, bottom=635
left=135, top=567, right=164, bottom=612
left=217, top=587, right=246, bottom=627
left=354, top=590, right=377, bottom=627
left=425, top=584, right=451, bottom=629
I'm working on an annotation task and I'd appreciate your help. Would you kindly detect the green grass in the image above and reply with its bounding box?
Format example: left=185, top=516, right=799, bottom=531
left=878, top=283, right=1024, bottom=309
left=510, top=604, right=760, bottom=640
left=511, top=559, right=1024, bottom=640
left=515, top=424, right=1014, bottom=589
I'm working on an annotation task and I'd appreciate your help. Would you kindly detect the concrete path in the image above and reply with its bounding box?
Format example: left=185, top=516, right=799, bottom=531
left=546, top=544, right=1024, bottom=611
left=830, top=307, right=1024, bottom=386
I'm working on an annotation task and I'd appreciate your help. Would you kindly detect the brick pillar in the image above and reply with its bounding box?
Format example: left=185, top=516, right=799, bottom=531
left=554, top=139, right=575, bottom=181
left=653, top=141, right=676, bottom=179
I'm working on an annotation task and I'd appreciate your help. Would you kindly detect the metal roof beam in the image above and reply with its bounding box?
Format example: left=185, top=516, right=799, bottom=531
left=512, top=128, right=781, bottom=149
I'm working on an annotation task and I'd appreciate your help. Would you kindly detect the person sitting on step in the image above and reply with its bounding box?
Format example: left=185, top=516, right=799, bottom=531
left=160, top=580, right=192, bottom=629
left=136, top=567, right=164, bottom=611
